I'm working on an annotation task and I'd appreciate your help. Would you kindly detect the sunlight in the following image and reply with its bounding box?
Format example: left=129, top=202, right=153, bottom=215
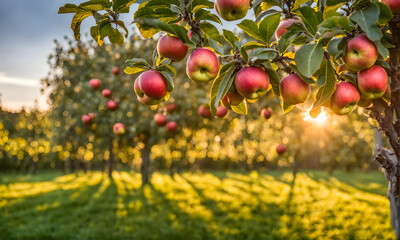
left=303, top=109, right=328, bottom=124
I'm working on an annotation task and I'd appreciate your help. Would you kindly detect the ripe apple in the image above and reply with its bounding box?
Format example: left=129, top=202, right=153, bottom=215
left=276, top=144, right=286, bottom=155
left=166, top=121, right=178, bottom=132
left=186, top=48, right=219, bottom=82
left=381, top=0, right=400, bottom=12
left=198, top=104, right=212, bottom=118
left=157, top=35, right=189, bottom=62
left=81, top=115, right=92, bottom=124
left=330, top=81, right=360, bottom=115
left=357, top=65, right=388, bottom=99
left=280, top=73, right=310, bottom=105
left=137, top=70, right=168, bottom=99
left=102, top=89, right=112, bottom=98
left=221, top=95, right=233, bottom=110
left=214, top=0, right=250, bottom=21
left=89, top=78, right=101, bottom=89
left=113, top=123, right=126, bottom=136
left=357, top=96, right=372, bottom=108
left=216, top=106, right=229, bottom=118
left=137, top=95, right=163, bottom=106
left=112, top=66, right=120, bottom=75
left=188, top=30, right=192, bottom=40
left=343, top=34, right=378, bottom=71
left=275, top=19, right=296, bottom=40
left=165, top=103, right=177, bottom=113
left=154, top=113, right=167, bottom=126
left=107, top=100, right=118, bottom=110
left=88, top=112, right=95, bottom=120
left=235, top=67, right=270, bottom=100
left=261, top=108, right=272, bottom=119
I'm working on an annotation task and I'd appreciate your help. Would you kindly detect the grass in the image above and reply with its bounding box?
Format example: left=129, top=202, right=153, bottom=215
left=0, top=170, right=395, bottom=240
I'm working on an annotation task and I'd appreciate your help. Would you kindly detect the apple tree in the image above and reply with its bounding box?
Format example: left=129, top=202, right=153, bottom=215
left=59, top=0, right=400, bottom=234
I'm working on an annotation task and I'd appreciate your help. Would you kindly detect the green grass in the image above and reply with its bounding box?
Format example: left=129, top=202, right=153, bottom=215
left=0, top=170, right=395, bottom=240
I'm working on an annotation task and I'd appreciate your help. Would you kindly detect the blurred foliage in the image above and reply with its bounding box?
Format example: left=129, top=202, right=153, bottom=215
left=0, top=170, right=395, bottom=239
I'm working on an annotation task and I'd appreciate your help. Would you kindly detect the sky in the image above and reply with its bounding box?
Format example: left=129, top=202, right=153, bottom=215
left=0, top=0, right=244, bottom=112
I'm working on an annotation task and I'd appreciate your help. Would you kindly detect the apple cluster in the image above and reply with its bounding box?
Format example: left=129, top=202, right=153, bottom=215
left=153, top=103, right=178, bottom=132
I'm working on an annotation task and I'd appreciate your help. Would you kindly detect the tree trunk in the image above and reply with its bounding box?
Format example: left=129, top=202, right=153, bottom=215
left=108, top=138, right=113, bottom=179
left=141, top=140, right=150, bottom=185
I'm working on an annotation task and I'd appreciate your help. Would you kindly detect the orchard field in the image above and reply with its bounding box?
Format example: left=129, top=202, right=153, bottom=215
left=0, top=170, right=395, bottom=240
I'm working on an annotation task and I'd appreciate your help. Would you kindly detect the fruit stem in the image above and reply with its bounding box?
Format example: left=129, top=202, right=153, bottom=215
left=180, top=7, right=204, bottom=48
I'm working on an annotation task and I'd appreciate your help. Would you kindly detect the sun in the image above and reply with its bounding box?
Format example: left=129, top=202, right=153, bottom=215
left=303, top=109, right=328, bottom=124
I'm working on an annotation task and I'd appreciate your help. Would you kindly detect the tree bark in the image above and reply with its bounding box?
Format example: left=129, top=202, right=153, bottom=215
left=141, top=139, right=150, bottom=185
left=108, top=138, right=113, bottom=179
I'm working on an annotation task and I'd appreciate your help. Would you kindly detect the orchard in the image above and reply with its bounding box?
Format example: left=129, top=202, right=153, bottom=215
left=0, top=0, right=399, bottom=239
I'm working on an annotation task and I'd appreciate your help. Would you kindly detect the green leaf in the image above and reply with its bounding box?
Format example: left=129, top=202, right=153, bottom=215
left=90, top=26, right=103, bottom=46
left=116, top=20, right=129, bottom=37
left=261, top=61, right=280, bottom=96
left=134, top=18, right=172, bottom=38
left=157, top=65, right=176, bottom=77
left=242, top=41, right=267, bottom=50
left=208, top=37, right=223, bottom=55
left=71, top=12, right=93, bottom=40
left=323, top=0, right=347, bottom=19
left=223, top=30, right=240, bottom=49
left=313, top=60, right=336, bottom=108
left=200, top=22, right=222, bottom=44
left=294, top=42, right=324, bottom=78
left=113, top=0, right=136, bottom=12
left=58, top=4, right=79, bottom=14
left=124, top=67, right=146, bottom=74
left=255, top=9, right=281, bottom=23
left=375, top=59, right=390, bottom=69
left=377, top=2, right=393, bottom=24
left=278, top=29, right=301, bottom=53
left=249, top=48, right=277, bottom=62
left=237, top=20, right=263, bottom=42
left=194, top=9, right=222, bottom=24
left=374, top=40, right=389, bottom=59
left=159, top=71, right=174, bottom=92
left=292, top=0, right=311, bottom=11
left=109, top=29, right=124, bottom=44
left=189, top=0, right=214, bottom=13
left=79, top=0, right=111, bottom=11
left=231, top=101, right=248, bottom=115
left=281, top=100, right=294, bottom=114
left=349, top=4, right=382, bottom=41
left=258, top=13, right=281, bottom=44
left=295, top=6, right=323, bottom=36
left=289, top=64, right=314, bottom=84
left=327, top=37, right=346, bottom=59
left=214, top=67, right=236, bottom=110
left=318, top=16, right=350, bottom=35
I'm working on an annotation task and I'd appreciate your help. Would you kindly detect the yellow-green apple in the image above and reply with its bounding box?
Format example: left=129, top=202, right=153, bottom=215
left=357, top=65, right=388, bottom=99
left=330, top=81, right=360, bottom=115
left=113, top=123, right=126, bottom=135
left=222, top=90, right=245, bottom=110
left=89, top=78, right=101, bottom=89
left=107, top=100, right=118, bottom=110
left=166, top=121, right=178, bottom=132
left=276, top=144, right=286, bottom=155
left=81, top=115, right=92, bottom=124
left=112, top=66, right=120, bottom=75
left=186, top=48, right=219, bottom=82
left=261, top=108, right=272, bottom=119
left=154, top=113, right=167, bottom=126
left=381, top=0, right=400, bottom=12
left=280, top=73, right=310, bottom=105
left=343, top=34, right=378, bottom=71
left=137, top=70, right=168, bottom=99
left=138, top=95, right=163, bottom=106
left=198, top=104, right=212, bottom=118
left=165, top=103, right=177, bottom=113
left=102, top=89, right=112, bottom=98
left=275, top=19, right=297, bottom=39
left=235, top=67, right=270, bottom=100
left=216, top=106, right=229, bottom=118
left=214, top=0, right=250, bottom=21
left=357, top=96, right=372, bottom=108
left=157, top=35, right=189, bottom=62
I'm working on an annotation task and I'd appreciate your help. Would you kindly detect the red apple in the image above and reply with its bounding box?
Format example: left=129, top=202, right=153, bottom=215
left=198, top=104, right=212, bottom=118
left=154, top=113, right=167, bottom=126
left=81, top=115, right=92, bottom=124
left=186, top=48, right=219, bottom=82
left=343, top=34, right=378, bottom=71
left=89, top=78, right=101, bottom=89
left=215, top=0, right=250, bottom=21
left=275, top=19, right=297, bottom=40
left=165, top=103, right=177, bottom=113
left=276, top=144, right=286, bottom=155
left=137, top=70, right=168, bottom=99
left=112, top=66, right=120, bottom=75
left=107, top=100, right=118, bottom=110
left=381, top=0, right=400, bottom=13
left=216, top=106, right=229, bottom=118
left=166, top=121, right=178, bottom=132
left=113, top=123, right=126, bottom=136
left=357, top=65, right=388, bottom=99
left=280, top=73, right=310, bottom=105
left=330, top=82, right=360, bottom=115
left=102, top=89, right=112, bottom=98
left=157, top=35, right=189, bottom=62
left=88, top=112, right=95, bottom=120
left=235, top=67, right=270, bottom=100
left=261, top=108, right=272, bottom=119
left=357, top=96, right=372, bottom=108
left=188, top=30, right=192, bottom=39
